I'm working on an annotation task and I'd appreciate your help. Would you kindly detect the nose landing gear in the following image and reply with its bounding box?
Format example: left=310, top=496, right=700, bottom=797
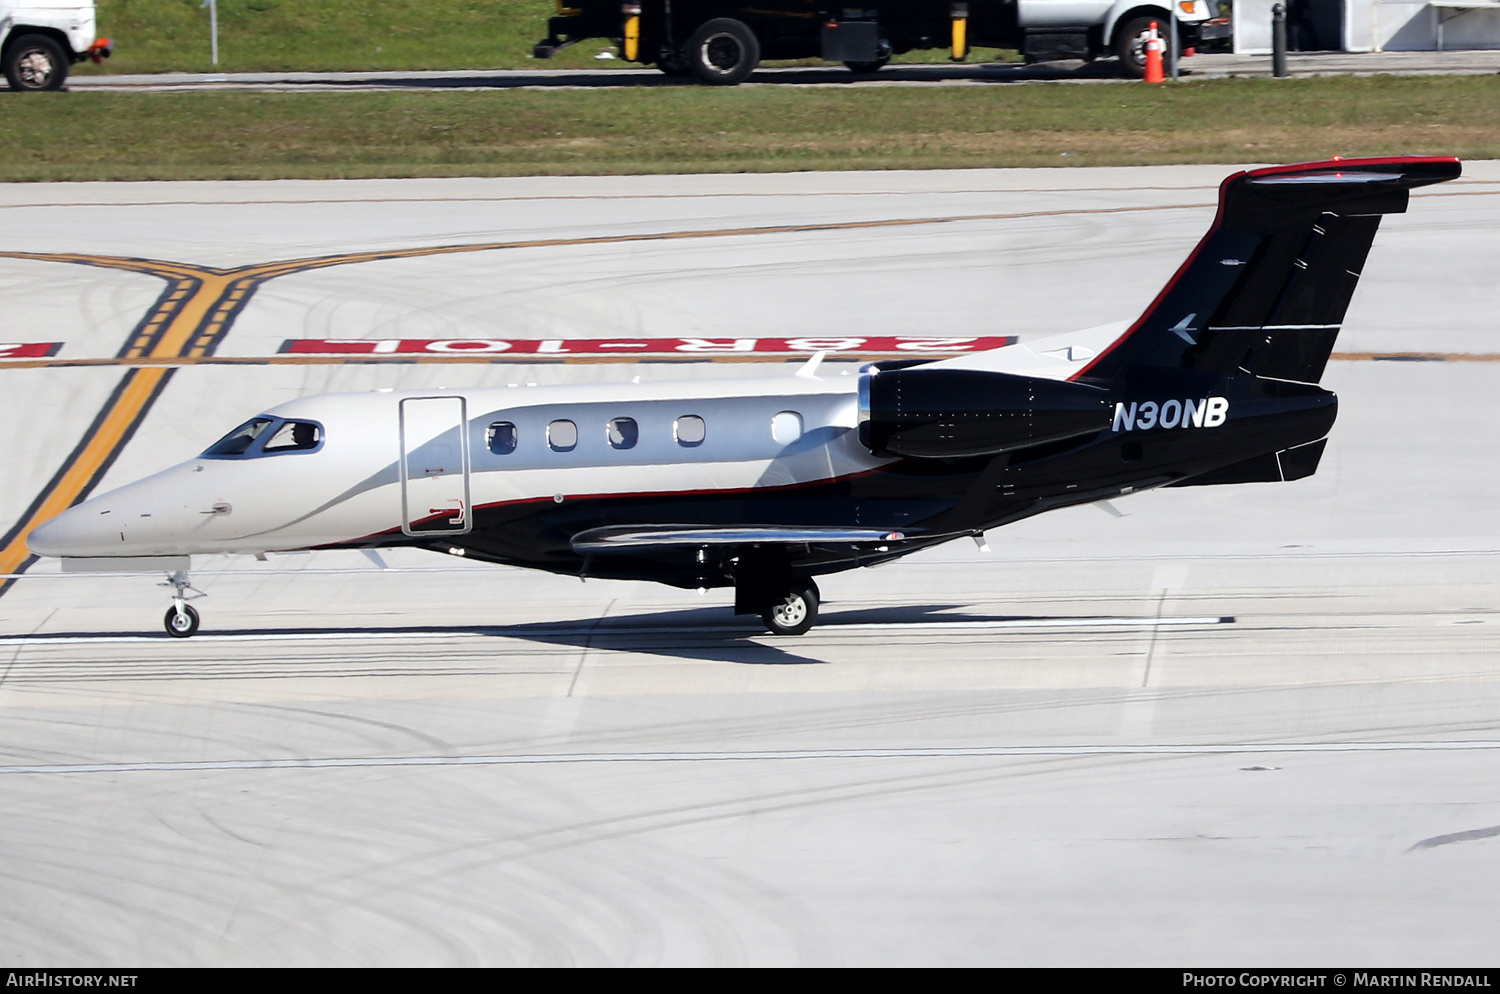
left=160, top=570, right=205, bottom=638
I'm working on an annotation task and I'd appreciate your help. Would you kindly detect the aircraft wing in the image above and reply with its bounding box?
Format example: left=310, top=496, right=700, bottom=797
left=571, top=524, right=910, bottom=555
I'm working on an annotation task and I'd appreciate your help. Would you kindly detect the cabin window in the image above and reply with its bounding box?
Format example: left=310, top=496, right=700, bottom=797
left=771, top=411, right=803, bottom=445
left=674, top=415, right=705, bottom=447
left=262, top=420, right=323, bottom=452
left=548, top=419, right=578, bottom=452
left=203, top=418, right=274, bottom=457
left=486, top=421, right=518, bottom=455
left=607, top=417, right=638, bottom=450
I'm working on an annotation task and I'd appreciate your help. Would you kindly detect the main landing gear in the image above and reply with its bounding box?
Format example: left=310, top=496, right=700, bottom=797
left=737, top=576, right=820, bottom=636
left=160, top=570, right=205, bottom=638
left=761, top=578, right=819, bottom=636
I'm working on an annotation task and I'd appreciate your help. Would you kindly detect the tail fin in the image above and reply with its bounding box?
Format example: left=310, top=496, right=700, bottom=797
left=1076, top=156, right=1461, bottom=384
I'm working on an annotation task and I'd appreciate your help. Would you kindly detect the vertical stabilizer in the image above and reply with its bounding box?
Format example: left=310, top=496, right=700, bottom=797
left=1075, top=156, right=1461, bottom=384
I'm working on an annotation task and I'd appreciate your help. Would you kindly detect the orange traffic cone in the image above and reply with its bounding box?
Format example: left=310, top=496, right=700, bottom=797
left=1144, top=21, right=1164, bottom=83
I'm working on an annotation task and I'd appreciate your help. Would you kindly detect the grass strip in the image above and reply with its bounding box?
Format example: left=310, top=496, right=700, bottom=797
left=5, top=75, right=1498, bottom=182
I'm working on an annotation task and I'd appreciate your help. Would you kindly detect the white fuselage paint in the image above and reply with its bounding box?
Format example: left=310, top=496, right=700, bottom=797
left=28, top=373, right=879, bottom=558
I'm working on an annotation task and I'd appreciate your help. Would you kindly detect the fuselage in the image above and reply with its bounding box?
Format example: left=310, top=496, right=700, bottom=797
left=27, top=327, right=1337, bottom=591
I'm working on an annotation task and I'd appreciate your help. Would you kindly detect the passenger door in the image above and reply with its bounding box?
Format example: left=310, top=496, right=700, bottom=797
left=399, top=396, right=471, bottom=536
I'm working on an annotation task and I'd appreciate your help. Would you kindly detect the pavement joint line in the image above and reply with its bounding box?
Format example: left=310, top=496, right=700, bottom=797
left=5, top=740, right=1500, bottom=776
left=0, top=616, right=1232, bottom=645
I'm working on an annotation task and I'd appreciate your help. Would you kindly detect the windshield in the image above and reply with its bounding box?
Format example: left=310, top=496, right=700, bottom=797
left=203, top=418, right=274, bottom=457
left=202, top=417, right=323, bottom=459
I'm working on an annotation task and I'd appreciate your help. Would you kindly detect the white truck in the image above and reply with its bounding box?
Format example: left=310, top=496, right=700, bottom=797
left=2, top=1, right=110, bottom=91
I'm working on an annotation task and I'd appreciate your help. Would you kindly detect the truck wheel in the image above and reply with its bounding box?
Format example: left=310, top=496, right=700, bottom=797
left=1113, top=16, right=1158, bottom=79
left=5, top=34, right=69, bottom=92
left=687, top=19, right=760, bottom=85
left=843, top=56, right=890, bottom=73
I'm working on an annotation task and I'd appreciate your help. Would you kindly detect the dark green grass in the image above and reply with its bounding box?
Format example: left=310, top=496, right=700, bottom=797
left=5, top=75, right=1495, bottom=181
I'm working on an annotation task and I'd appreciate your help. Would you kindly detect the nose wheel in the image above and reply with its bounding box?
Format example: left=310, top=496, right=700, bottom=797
left=164, top=604, right=201, bottom=638
left=159, top=570, right=205, bottom=638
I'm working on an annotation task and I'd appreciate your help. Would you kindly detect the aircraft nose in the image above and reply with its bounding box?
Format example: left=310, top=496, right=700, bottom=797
left=26, top=505, right=88, bottom=558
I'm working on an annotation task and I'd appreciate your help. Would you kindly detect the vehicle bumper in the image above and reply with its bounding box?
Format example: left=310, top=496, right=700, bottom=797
left=1196, top=18, right=1232, bottom=41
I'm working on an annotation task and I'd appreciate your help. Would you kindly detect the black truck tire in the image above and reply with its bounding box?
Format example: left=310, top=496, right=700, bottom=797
left=1113, top=15, right=1159, bottom=79
left=687, top=18, right=760, bottom=85
left=4, top=34, right=69, bottom=92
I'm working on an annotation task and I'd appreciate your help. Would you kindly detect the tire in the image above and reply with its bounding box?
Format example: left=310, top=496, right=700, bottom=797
left=1113, top=16, right=1159, bottom=80
left=843, top=56, right=890, bottom=73
left=686, top=19, right=760, bottom=86
left=760, top=578, right=819, bottom=637
left=164, top=604, right=201, bottom=638
left=4, top=34, right=69, bottom=92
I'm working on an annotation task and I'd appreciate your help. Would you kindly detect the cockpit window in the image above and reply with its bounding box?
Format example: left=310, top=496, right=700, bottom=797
left=202, top=417, right=323, bottom=459
left=203, top=418, right=274, bottom=457
left=262, top=421, right=322, bottom=452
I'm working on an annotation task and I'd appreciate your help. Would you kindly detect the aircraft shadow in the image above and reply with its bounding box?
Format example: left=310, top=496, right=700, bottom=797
left=11, top=603, right=1072, bottom=666
left=504, top=607, right=825, bottom=665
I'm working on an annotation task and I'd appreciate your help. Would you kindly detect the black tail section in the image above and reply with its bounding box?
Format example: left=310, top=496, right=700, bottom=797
left=1076, top=156, right=1461, bottom=385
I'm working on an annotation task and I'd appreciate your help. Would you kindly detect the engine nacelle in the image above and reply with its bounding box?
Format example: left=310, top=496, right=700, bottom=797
left=857, top=364, right=1113, bottom=459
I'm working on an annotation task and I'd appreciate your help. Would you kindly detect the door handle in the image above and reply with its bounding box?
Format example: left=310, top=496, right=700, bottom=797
left=428, top=499, right=465, bottom=525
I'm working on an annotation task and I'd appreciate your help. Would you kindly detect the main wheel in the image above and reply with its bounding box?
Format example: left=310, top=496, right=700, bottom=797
left=4, top=34, right=69, bottom=92
left=686, top=19, right=760, bottom=85
left=761, top=578, right=819, bottom=637
left=164, top=604, right=200, bottom=638
left=1113, top=16, right=1158, bottom=80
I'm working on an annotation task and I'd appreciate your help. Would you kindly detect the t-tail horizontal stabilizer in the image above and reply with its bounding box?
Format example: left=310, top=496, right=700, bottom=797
left=1076, top=156, right=1462, bottom=385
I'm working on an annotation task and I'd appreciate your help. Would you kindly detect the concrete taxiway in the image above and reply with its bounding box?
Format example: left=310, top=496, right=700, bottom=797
left=1, top=164, right=1499, bottom=965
